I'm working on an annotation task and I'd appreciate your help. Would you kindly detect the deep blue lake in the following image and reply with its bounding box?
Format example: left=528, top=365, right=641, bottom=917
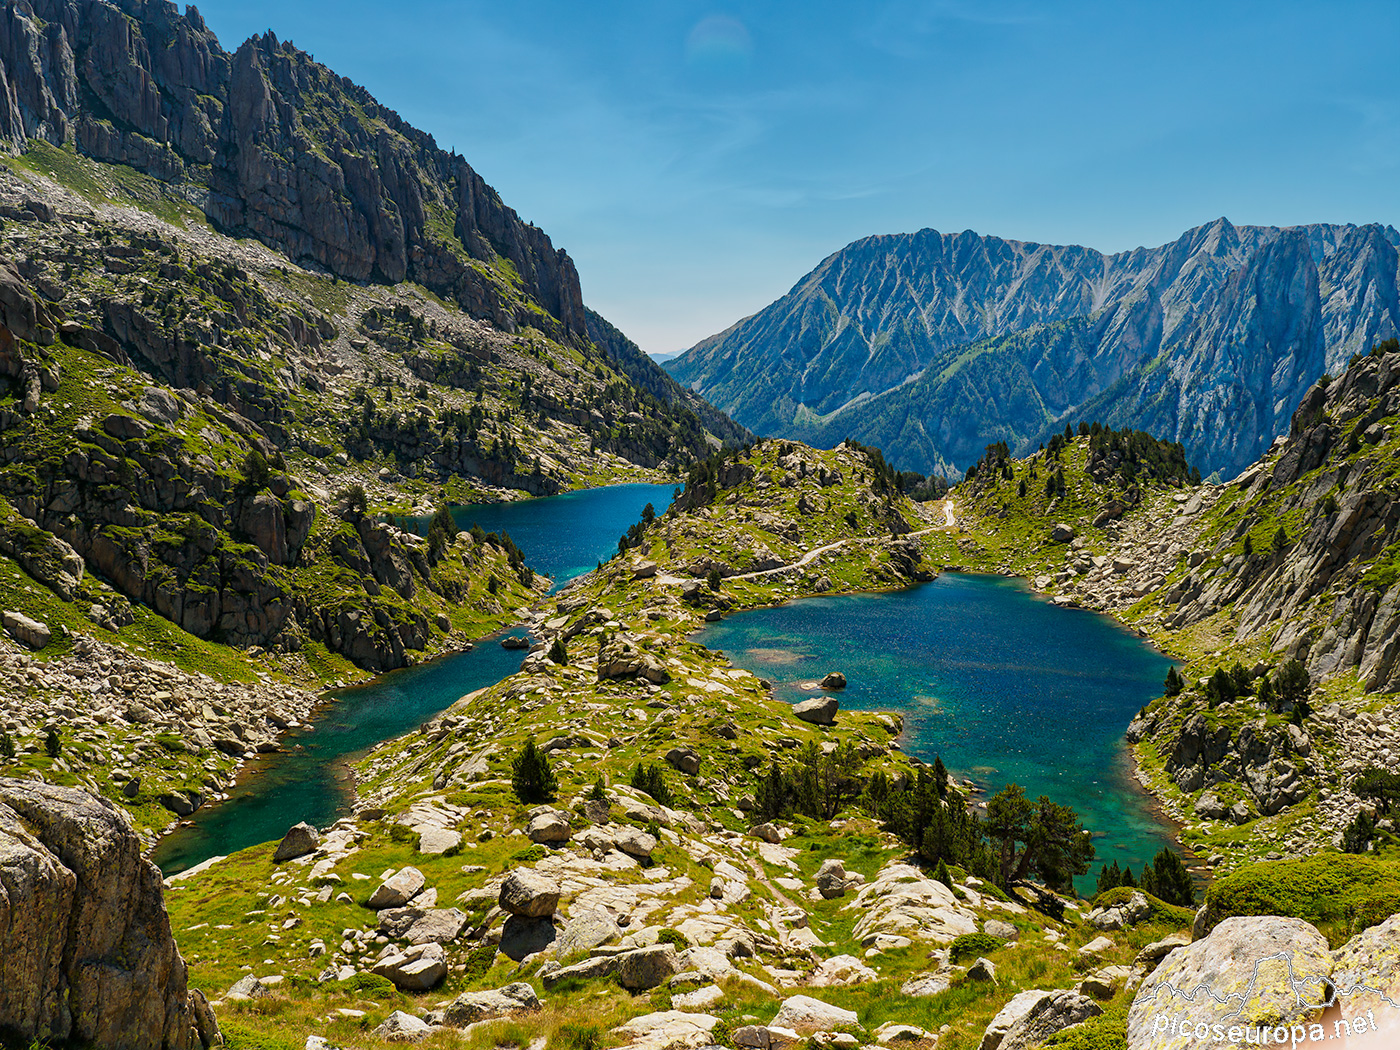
left=153, top=483, right=674, bottom=874
left=695, top=573, right=1178, bottom=894
left=442, top=483, right=678, bottom=589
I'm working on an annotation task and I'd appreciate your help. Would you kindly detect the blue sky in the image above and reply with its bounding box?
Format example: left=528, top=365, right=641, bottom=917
left=194, top=1, right=1400, bottom=357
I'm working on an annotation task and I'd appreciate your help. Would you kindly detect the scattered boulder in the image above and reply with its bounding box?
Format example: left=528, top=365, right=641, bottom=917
left=227, top=975, right=270, bottom=1000
left=1077, top=935, right=1115, bottom=960
left=1135, top=933, right=1191, bottom=967
left=1193, top=792, right=1229, bottom=820
left=815, top=858, right=855, bottom=899
left=612, top=1010, right=719, bottom=1050
left=983, top=919, right=1018, bottom=941
left=403, top=908, right=468, bottom=945
left=665, top=746, right=701, bottom=775
left=771, top=994, right=860, bottom=1034
left=793, top=696, right=839, bottom=725
left=1050, top=523, right=1075, bottom=543
left=2, top=610, right=50, bottom=649
left=613, top=825, right=658, bottom=860
left=158, top=790, right=202, bottom=816
left=526, top=811, right=571, bottom=844
left=1129, top=916, right=1332, bottom=1047
left=372, top=942, right=447, bottom=991
left=417, top=827, right=462, bottom=854
left=498, top=869, right=561, bottom=917
left=875, top=1023, right=930, bottom=1045
left=367, top=867, right=426, bottom=909
left=597, top=635, right=671, bottom=684
left=616, top=944, right=681, bottom=990
left=556, top=909, right=621, bottom=958
left=372, top=1010, right=434, bottom=1042
left=810, top=954, right=876, bottom=987
left=432, top=982, right=539, bottom=1026
left=1086, top=891, right=1151, bottom=930
left=967, top=957, right=997, bottom=982
left=819, top=671, right=847, bottom=689
left=750, top=822, right=781, bottom=844
left=901, top=974, right=953, bottom=997
left=979, top=989, right=1102, bottom=1050
left=272, top=822, right=319, bottom=862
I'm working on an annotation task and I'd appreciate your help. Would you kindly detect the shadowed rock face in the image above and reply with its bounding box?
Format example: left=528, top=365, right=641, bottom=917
left=0, top=778, right=216, bottom=1049
left=0, top=0, right=585, bottom=343
left=668, top=220, right=1400, bottom=479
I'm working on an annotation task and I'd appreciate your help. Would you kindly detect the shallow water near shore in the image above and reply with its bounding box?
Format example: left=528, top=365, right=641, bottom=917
left=695, top=572, right=1178, bottom=894
left=153, top=483, right=675, bottom=875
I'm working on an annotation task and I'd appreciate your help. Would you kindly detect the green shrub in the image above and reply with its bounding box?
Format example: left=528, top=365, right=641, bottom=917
left=656, top=928, right=689, bottom=949
left=1045, top=998, right=1129, bottom=1049
left=153, top=733, right=186, bottom=753
left=460, top=942, right=497, bottom=981
left=949, top=932, right=1003, bottom=962
left=219, top=1021, right=302, bottom=1050
left=1201, top=854, right=1400, bottom=941
left=331, top=972, right=398, bottom=998
left=511, top=844, right=547, bottom=864
left=388, top=823, right=415, bottom=844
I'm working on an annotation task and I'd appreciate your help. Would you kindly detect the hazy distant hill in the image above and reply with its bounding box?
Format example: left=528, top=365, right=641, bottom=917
left=666, top=219, right=1400, bottom=478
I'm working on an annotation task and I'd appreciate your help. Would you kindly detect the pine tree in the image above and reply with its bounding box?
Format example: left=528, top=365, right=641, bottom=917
left=1256, top=674, right=1275, bottom=712
left=932, top=755, right=949, bottom=797
left=935, top=857, right=953, bottom=890
left=1142, top=848, right=1195, bottom=906
left=44, top=728, right=61, bottom=758
left=1096, top=860, right=1122, bottom=895
left=1163, top=667, right=1184, bottom=697
left=548, top=637, right=568, bottom=665
left=511, top=740, right=557, bottom=803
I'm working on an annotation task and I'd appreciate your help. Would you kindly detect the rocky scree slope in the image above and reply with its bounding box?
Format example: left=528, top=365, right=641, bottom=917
left=0, top=0, right=588, bottom=345
left=668, top=219, right=1400, bottom=480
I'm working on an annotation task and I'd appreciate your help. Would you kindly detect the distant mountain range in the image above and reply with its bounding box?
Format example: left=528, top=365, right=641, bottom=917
left=665, top=220, right=1400, bottom=478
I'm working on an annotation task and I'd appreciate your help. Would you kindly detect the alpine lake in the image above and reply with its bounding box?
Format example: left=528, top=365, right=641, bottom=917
left=156, top=486, right=1177, bottom=895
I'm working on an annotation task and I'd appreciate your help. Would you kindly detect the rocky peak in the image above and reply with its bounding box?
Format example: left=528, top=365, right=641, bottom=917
left=0, top=0, right=587, bottom=342
left=668, top=219, right=1400, bottom=480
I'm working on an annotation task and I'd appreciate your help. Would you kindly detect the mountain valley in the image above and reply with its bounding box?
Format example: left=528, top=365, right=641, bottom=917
left=0, top=4, right=1396, bottom=1050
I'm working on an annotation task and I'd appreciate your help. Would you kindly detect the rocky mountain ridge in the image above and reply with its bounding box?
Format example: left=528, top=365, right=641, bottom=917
left=0, top=0, right=588, bottom=344
left=667, top=219, right=1400, bottom=480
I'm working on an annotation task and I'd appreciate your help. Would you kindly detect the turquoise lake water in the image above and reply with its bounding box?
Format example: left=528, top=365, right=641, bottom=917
left=153, top=483, right=675, bottom=874
left=695, top=573, right=1178, bottom=894
left=154, top=486, right=1181, bottom=894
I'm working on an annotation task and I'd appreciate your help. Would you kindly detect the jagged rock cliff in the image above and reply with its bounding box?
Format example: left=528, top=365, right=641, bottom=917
left=1157, top=341, right=1400, bottom=692
left=668, top=220, right=1400, bottom=479
left=0, top=777, right=218, bottom=1049
left=0, top=0, right=585, bottom=342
